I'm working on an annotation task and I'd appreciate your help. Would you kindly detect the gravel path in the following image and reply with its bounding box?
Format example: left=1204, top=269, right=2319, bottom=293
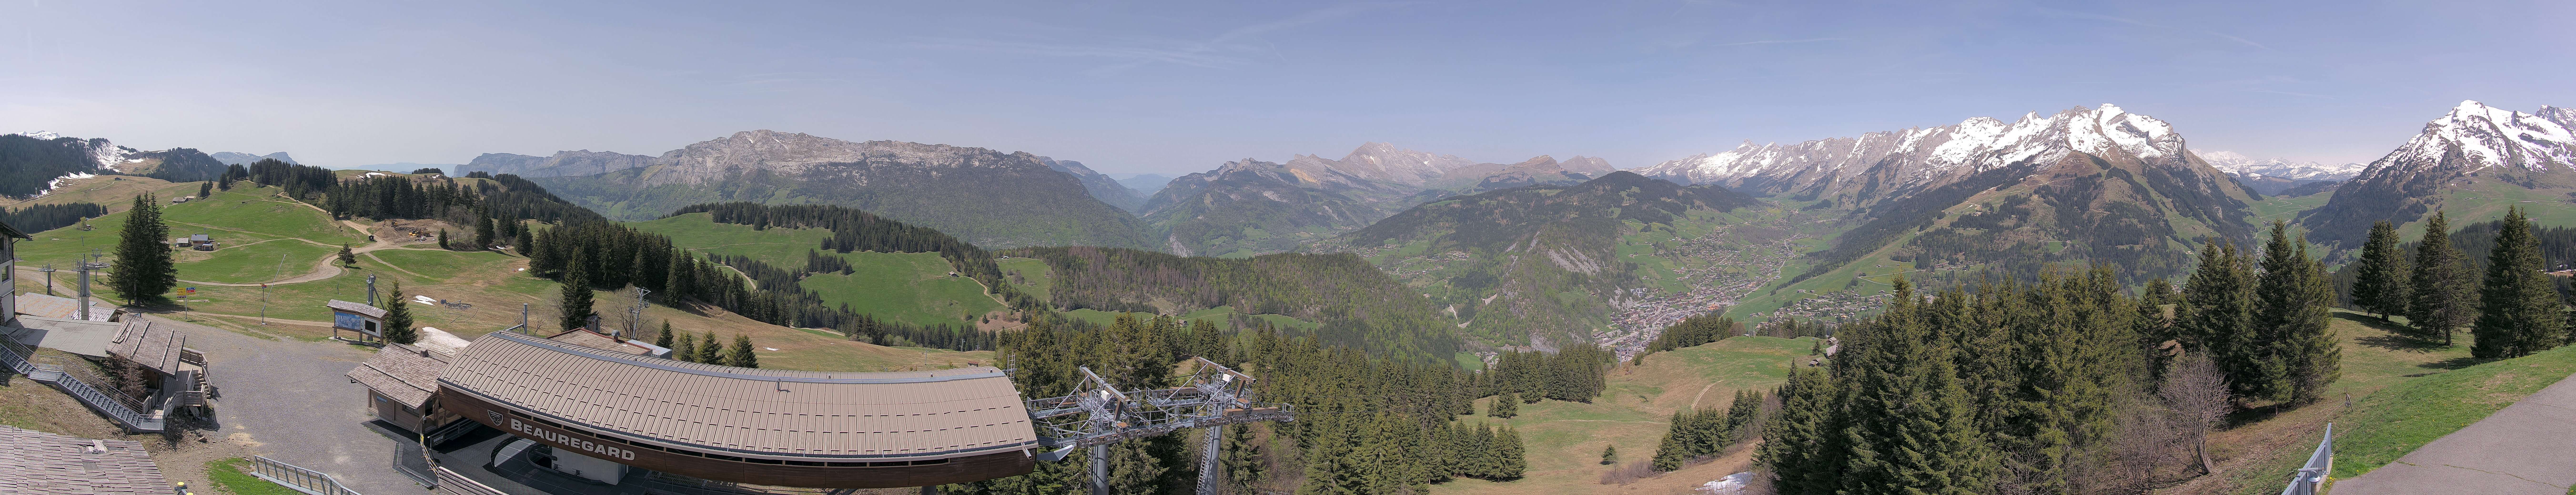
left=152, top=315, right=421, bottom=494
left=2331, top=370, right=2576, bottom=495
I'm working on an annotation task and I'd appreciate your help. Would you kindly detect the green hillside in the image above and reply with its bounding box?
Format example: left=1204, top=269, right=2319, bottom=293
left=1434, top=336, right=1816, bottom=495
left=16, top=184, right=363, bottom=284
left=631, top=212, right=1011, bottom=328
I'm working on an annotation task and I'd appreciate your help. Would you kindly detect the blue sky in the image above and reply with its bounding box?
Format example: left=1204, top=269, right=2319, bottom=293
left=3, top=0, right=2568, bottom=173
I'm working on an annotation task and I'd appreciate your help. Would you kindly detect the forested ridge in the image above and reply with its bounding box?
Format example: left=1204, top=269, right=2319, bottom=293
left=1, top=134, right=108, bottom=197
left=1005, top=246, right=1460, bottom=360
left=1, top=202, right=107, bottom=235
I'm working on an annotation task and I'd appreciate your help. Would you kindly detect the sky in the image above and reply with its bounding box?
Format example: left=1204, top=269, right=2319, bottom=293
left=3, top=1, right=2570, bottom=174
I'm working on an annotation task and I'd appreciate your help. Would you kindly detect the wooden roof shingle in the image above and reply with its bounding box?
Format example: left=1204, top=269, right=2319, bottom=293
left=0, top=425, right=172, bottom=494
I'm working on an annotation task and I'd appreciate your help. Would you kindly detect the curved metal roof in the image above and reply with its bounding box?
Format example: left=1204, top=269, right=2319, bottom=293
left=437, top=332, right=1035, bottom=462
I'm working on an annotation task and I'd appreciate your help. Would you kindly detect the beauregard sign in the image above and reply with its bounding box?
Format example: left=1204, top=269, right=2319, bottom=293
left=508, top=417, right=638, bottom=461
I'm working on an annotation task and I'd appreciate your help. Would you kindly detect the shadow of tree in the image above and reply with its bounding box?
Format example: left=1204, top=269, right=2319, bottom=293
left=2336, top=312, right=2450, bottom=353
left=2419, top=356, right=2489, bottom=370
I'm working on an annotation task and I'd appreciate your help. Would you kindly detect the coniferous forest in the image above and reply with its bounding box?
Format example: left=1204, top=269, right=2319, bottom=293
left=0, top=202, right=106, bottom=234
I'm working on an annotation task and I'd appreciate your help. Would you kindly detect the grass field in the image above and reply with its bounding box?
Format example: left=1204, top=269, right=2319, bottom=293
left=16, top=184, right=359, bottom=283
left=2326, top=343, right=2576, bottom=480
left=636, top=213, right=1010, bottom=328
left=205, top=458, right=302, bottom=495
left=367, top=248, right=521, bottom=283
left=799, top=252, right=1004, bottom=328
left=2179, top=310, right=2528, bottom=495
left=1430, top=336, right=1818, bottom=495
left=998, top=257, right=1052, bottom=301
left=172, top=240, right=339, bottom=284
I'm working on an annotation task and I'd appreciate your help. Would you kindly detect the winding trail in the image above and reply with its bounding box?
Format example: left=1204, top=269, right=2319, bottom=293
left=171, top=218, right=440, bottom=287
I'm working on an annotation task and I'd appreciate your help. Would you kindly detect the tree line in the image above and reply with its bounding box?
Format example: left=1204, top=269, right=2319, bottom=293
left=1, top=202, right=106, bottom=235
left=673, top=202, right=1038, bottom=314
left=1634, top=313, right=1741, bottom=364
left=1758, top=259, right=2300, bottom=494
left=2346, top=208, right=2572, bottom=358
left=1652, top=389, right=1765, bottom=472
left=1006, top=246, right=1461, bottom=361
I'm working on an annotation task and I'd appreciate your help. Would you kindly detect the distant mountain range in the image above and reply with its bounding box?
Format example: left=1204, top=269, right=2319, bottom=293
left=209, top=151, right=298, bottom=166
left=4, top=131, right=228, bottom=196
left=1039, top=157, right=1147, bottom=213
left=1139, top=143, right=1614, bottom=257
left=2192, top=150, right=2363, bottom=195
left=2299, top=100, right=2576, bottom=248
left=522, top=130, right=1155, bottom=250
left=1638, top=104, right=2259, bottom=285
left=1111, top=173, right=1173, bottom=196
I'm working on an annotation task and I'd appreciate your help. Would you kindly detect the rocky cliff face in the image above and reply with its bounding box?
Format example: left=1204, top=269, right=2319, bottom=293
left=462, top=149, right=654, bottom=178
left=2300, top=100, right=2576, bottom=247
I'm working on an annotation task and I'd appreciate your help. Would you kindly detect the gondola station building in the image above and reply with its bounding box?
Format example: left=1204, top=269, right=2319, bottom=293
left=351, top=329, right=1038, bottom=492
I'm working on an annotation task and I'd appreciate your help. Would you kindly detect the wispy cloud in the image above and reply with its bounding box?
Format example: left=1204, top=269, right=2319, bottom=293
left=1711, top=38, right=1846, bottom=47
left=2040, top=8, right=2275, bottom=52
left=2235, top=89, right=2334, bottom=98
left=912, top=3, right=1406, bottom=75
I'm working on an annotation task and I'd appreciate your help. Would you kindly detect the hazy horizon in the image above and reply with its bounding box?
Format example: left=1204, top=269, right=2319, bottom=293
left=5, top=1, right=2568, bottom=174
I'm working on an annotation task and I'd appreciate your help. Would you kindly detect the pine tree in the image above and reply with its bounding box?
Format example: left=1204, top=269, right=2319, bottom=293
left=1757, top=365, right=1840, bottom=495
left=2183, top=238, right=2272, bottom=402
left=2473, top=206, right=2566, bottom=359
left=2351, top=220, right=2412, bottom=321
left=110, top=193, right=177, bottom=304
left=437, top=229, right=450, bottom=249
left=197, top=182, right=211, bottom=198
left=558, top=248, right=595, bottom=332
left=1601, top=444, right=1618, bottom=465
left=1490, top=426, right=1526, bottom=480
left=1106, top=439, right=1165, bottom=495
left=2409, top=210, right=2475, bottom=346
left=337, top=243, right=357, bottom=267
left=655, top=321, right=674, bottom=348
left=1833, top=277, right=1996, bottom=495
left=671, top=333, right=696, bottom=363
left=1221, top=423, right=1267, bottom=495
left=1488, top=392, right=1518, bottom=418
left=727, top=334, right=761, bottom=368
left=1651, top=409, right=1690, bottom=471
left=376, top=282, right=417, bottom=344
left=474, top=206, right=496, bottom=249
left=514, top=227, right=534, bottom=257
left=2255, top=221, right=2338, bottom=405
left=696, top=332, right=722, bottom=363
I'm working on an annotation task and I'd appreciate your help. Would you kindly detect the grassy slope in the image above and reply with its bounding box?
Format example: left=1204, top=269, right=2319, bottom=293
left=631, top=212, right=1006, bottom=328
left=2328, top=344, right=2576, bottom=480
left=19, top=192, right=982, bottom=373
left=1430, top=336, right=1818, bottom=495
left=2177, top=310, right=2486, bottom=495
left=16, top=184, right=361, bottom=283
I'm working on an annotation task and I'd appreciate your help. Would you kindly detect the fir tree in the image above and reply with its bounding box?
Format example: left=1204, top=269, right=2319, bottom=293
left=1651, top=409, right=1690, bottom=471
left=1601, top=444, right=1618, bottom=465
left=1490, top=426, right=1526, bottom=480
left=1757, top=365, right=1840, bottom=495
left=1833, top=277, right=1996, bottom=495
left=1488, top=392, right=1518, bottom=418
left=558, top=248, right=595, bottom=332
left=697, top=332, right=723, bottom=363
left=2183, top=238, right=2272, bottom=402
left=437, top=229, right=450, bottom=249
left=474, top=206, right=496, bottom=249
left=197, top=182, right=211, bottom=199
left=514, top=227, right=534, bottom=257
left=2473, top=206, right=2566, bottom=359
left=1221, top=423, right=1267, bottom=495
left=1106, top=439, right=1165, bottom=495
left=2351, top=220, right=2411, bottom=321
left=671, top=333, right=696, bottom=363
left=109, top=193, right=177, bottom=304
left=2255, top=221, right=2338, bottom=405
left=337, top=243, right=357, bottom=267
left=382, top=282, right=418, bottom=344
left=655, top=321, right=674, bottom=348
left=2409, top=210, right=2475, bottom=346
left=727, top=334, right=761, bottom=368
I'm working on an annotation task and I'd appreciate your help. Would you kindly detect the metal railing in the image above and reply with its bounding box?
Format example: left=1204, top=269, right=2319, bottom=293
left=0, top=336, right=38, bottom=376
left=30, top=353, right=163, bottom=432
left=53, top=354, right=154, bottom=414
left=2280, top=423, right=2333, bottom=495
left=248, top=455, right=364, bottom=495
left=432, top=467, right=507, bottom=495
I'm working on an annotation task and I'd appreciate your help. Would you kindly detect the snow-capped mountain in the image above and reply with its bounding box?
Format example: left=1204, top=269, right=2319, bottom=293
left=1633, top=104, right=2233, bottom=209
left=1637, top=104, right=2259, bottom=287
left=2299, top=100, right=2576, bottom=247
left=2193, top=150, right=2365, bottom=181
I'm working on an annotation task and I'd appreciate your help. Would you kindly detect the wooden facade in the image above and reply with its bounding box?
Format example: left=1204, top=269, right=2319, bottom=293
left=434, top=387, right=1035, bottom=488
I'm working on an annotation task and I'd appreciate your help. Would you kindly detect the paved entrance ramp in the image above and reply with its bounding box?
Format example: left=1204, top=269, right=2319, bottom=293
left=2333, top=371, right=2576, bottom=495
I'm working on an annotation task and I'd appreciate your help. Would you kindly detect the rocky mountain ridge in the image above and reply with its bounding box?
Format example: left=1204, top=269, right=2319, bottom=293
left=2299, top=100, right=2576, bottom=247
left=1140, top=143, right=1611, bottom=257
left=462, top=150, right=654, bottom=177
left=2193, top=150, right=2364, bottom=181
